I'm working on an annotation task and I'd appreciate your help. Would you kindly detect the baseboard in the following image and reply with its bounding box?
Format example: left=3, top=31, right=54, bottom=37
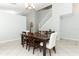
left=0, top=38, right=19, bottom=44
left=61, top=37, right=79, bottom=41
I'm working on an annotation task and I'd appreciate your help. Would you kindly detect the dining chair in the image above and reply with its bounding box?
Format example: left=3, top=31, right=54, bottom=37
left=27, top=32, right=34, bottom=51
left=27, top=32, right=41, bottom=54
left=33, top=32, right=42, bottom=54
left=40, top=32, right=57, bottom=56
left=21, top=31, right=27, bottom=47
left=21, top=31, right=30, bottom=49
left=24, top=31, right=30, bottom=49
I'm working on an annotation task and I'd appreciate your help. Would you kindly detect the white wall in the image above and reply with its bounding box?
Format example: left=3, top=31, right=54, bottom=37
left=57, top=3, right=72, bottom=15
left=0, top=12, right=26, bottom=41
left=60, top=13, right=79, bottom=40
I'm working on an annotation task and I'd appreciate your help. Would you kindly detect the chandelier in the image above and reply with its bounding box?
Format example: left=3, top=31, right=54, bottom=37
left=25, top=3, right=35, bottom=10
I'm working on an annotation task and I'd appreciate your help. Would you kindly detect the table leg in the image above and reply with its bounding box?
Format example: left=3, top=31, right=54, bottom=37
left=43, top=41, right=46, bottom=56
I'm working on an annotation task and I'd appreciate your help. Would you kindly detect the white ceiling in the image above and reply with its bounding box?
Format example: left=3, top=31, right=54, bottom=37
left=0, top=3, right=51, bottom=16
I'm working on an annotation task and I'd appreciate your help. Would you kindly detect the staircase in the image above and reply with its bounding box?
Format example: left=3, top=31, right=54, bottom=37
left=39, top=11, right=52, bottom=30
left=38, top=3, right=72, bottom=40
left=39, top=16, right=52, bottom=30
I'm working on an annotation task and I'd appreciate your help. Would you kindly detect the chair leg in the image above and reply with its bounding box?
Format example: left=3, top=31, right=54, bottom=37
left=40, top=46, right=42, bottom=52
left=33, top=47, right=35, bottom=54
left=49, top=49, right=51, bottom=56
left=53, top=46, right=56, bottom=53
left=22, top=40, right=24, bottom=47
left=22, top=44, right=24, bottom=47
left=26, top=41, right=27, bottom=49
left=28, top=45, right=30, bottom=51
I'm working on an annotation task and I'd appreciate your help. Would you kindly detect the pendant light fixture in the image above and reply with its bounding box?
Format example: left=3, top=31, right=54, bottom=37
left=25, top=3, right=35, bottom=10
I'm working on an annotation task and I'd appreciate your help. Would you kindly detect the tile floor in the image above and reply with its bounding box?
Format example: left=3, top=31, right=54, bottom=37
left=0, top=39, right=79, bottom=56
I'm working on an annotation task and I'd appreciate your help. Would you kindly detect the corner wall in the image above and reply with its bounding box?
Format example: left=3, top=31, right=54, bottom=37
left=60, top=13, right=79, bottom=41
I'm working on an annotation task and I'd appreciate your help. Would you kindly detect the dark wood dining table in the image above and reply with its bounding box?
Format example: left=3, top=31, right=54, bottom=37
left=21, top=33, right=49, bottom=56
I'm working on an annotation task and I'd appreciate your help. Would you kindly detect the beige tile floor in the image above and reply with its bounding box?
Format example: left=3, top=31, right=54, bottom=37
left=0, top=39, right=79, bottom=56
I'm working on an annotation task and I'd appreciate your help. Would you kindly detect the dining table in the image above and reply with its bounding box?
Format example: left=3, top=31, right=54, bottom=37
left=21, top=32, right=49, bottom=56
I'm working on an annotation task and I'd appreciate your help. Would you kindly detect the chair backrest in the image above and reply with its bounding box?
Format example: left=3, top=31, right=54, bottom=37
left=48, top=32, right=57, bottom=49
left=26, top=30, right=30, bottom=35
left=22, top=31, right=26, bottom=35
left=28, top=32, right=34, bottom=43
left=22, top=31, right=26, bottom=40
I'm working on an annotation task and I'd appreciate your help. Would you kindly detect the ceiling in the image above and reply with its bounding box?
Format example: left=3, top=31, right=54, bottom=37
left=0, top=3, right=52, bottom=16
